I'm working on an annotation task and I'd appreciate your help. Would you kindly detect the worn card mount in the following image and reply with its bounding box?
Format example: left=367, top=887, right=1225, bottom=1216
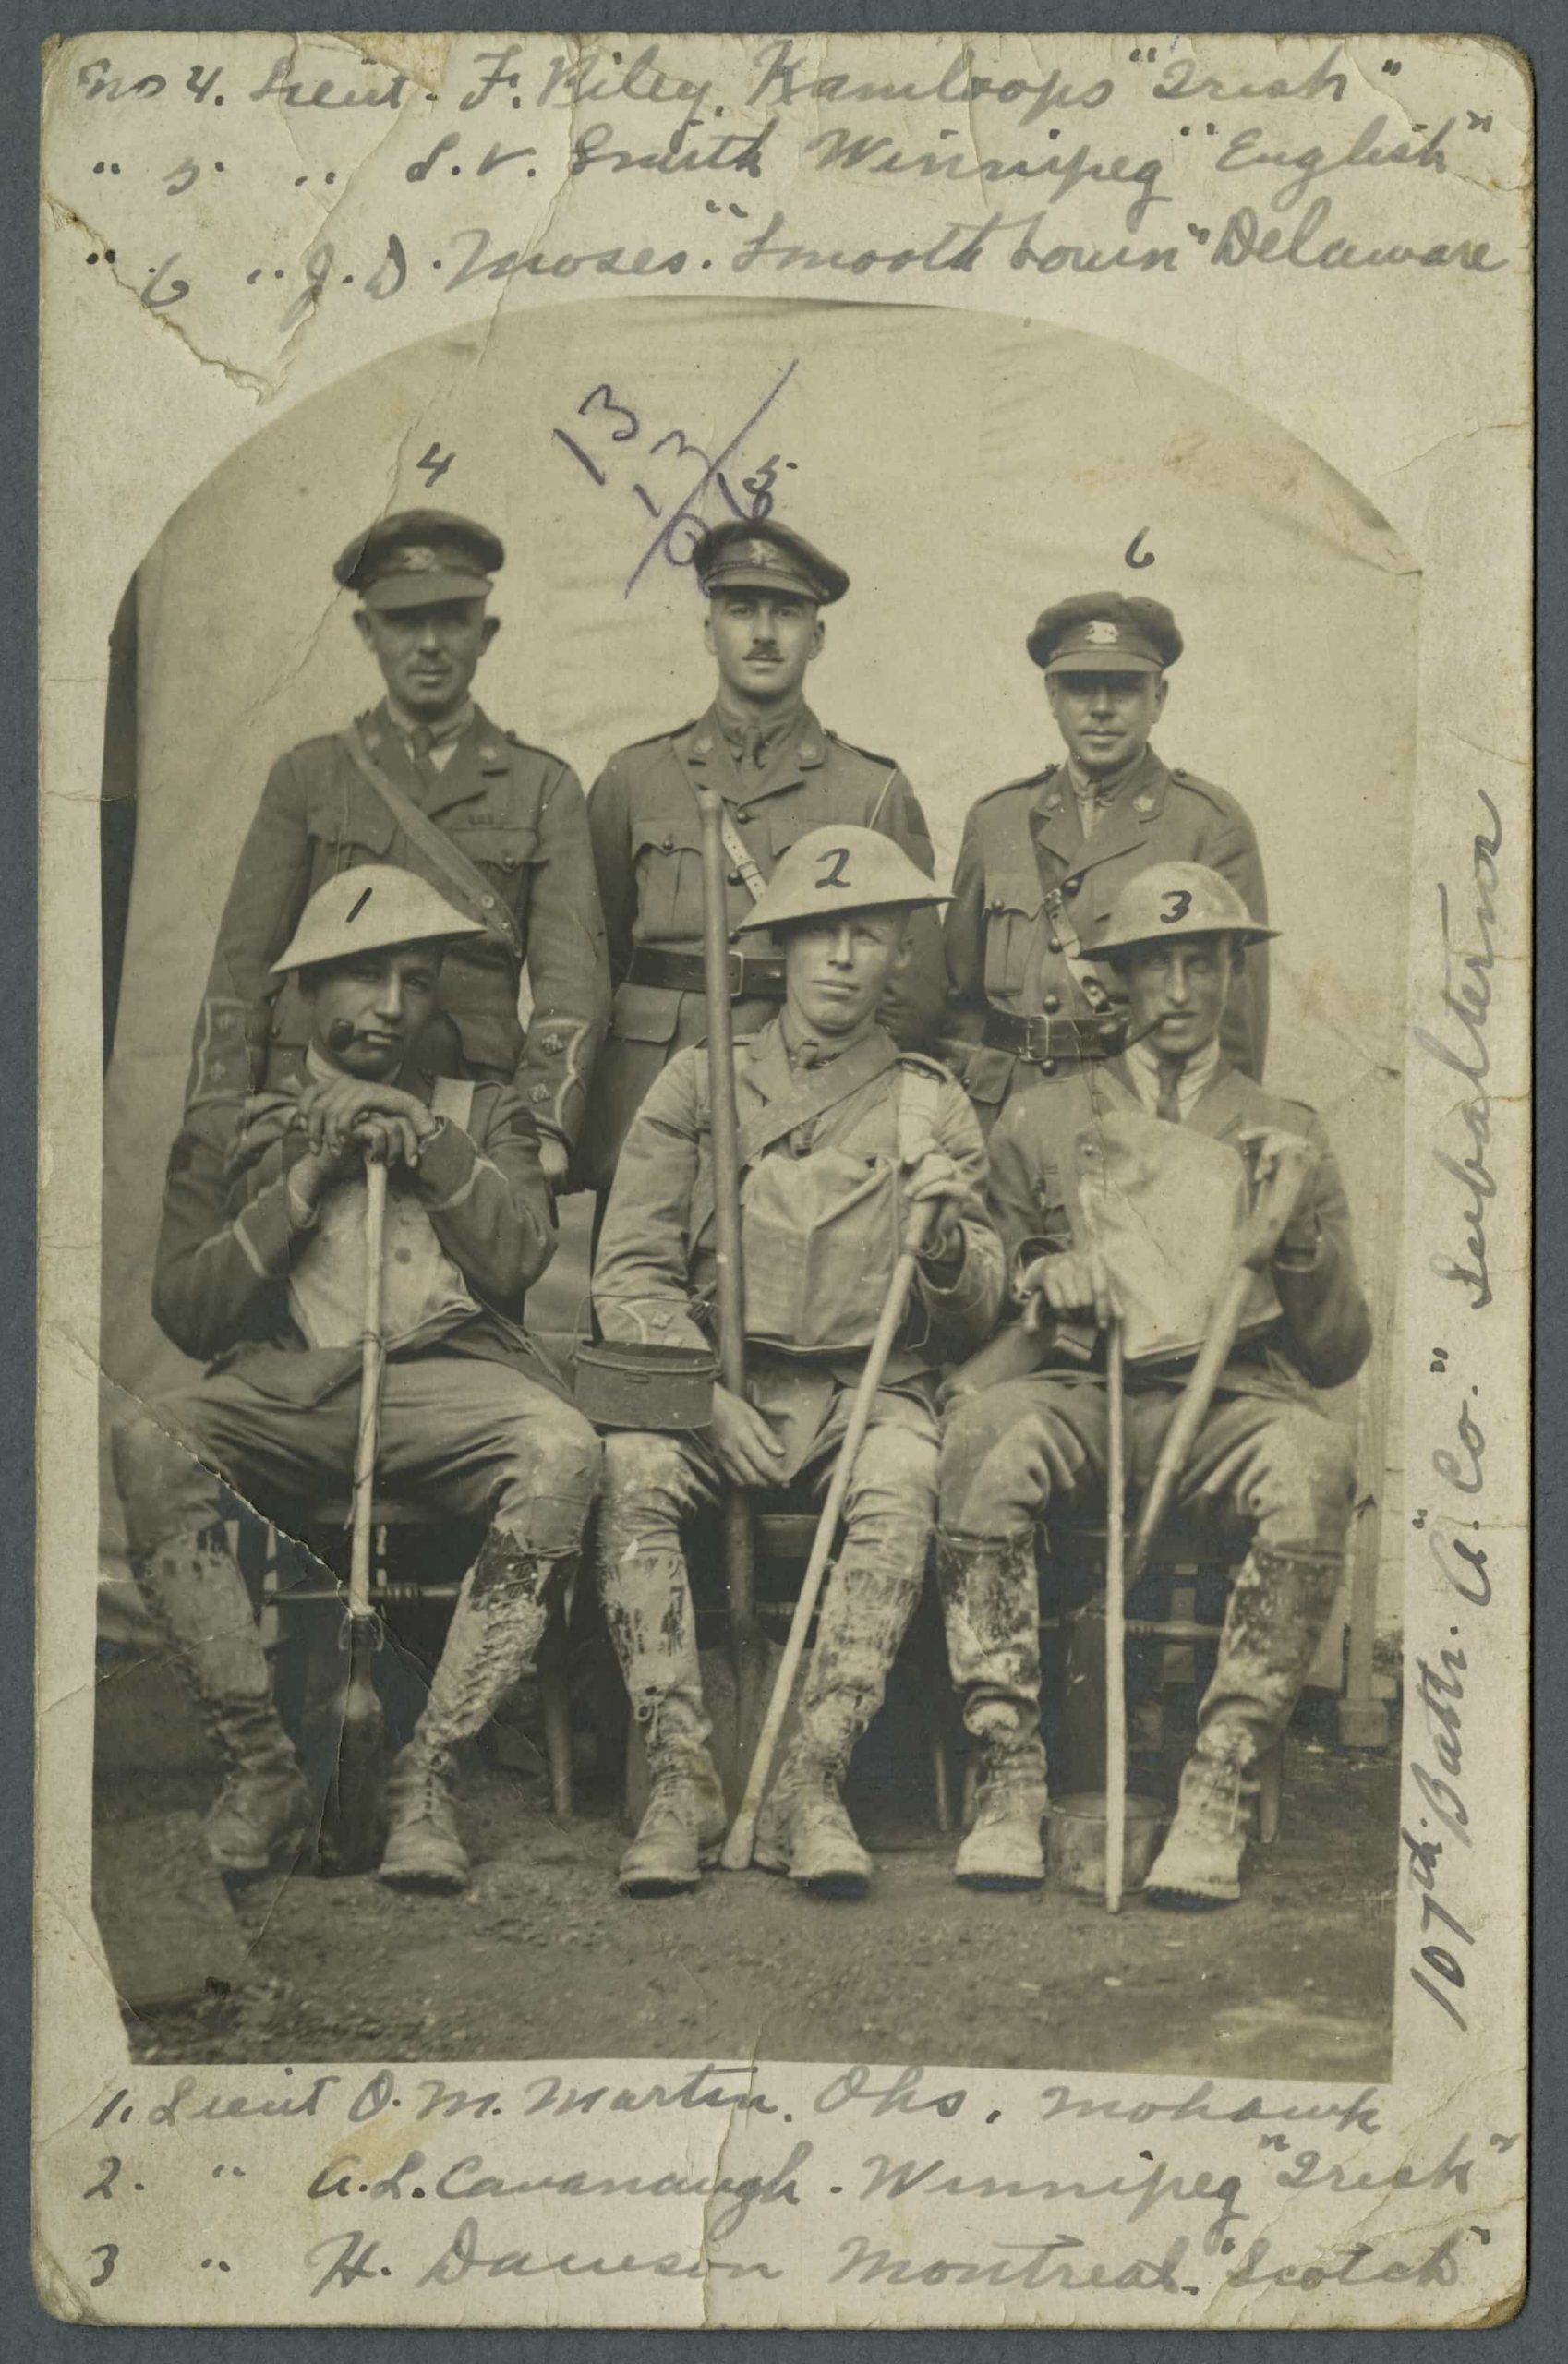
left=34, top=27, right=1529, bottom=2334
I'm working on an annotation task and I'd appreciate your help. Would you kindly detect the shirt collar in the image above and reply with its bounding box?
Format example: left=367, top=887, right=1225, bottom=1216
left=1126, top=1033, right=1222, bottom=1112
left=712, top=689, right=806, bottom=768
left=384, top=694, right=475, bottom=747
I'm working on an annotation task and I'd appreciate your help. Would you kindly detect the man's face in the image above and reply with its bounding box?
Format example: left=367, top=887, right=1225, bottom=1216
left=705, top=589, right=824, bottom=706
left=783, top=909, right=910, bottom=1039
left=354, top=599, right=499, bottom=720
left=303, top=943, right=443, bottom=1079
left=1045, top=669, right=1167, bottom=778
left=1116, top=934, right=1238, bottom=1063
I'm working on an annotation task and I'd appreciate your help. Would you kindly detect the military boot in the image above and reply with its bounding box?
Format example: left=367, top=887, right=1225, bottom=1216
left=134, top=1532, right=313, bottom=1878
left=380, top=1532, right=561, bottom=1894
left=936, top=1531, right=1047, bottom=1891
left=1146, top=1546, right=1342, bottom=1909
left=619, top=1731, right=728, bottom=1898
left=778, top=1550, right=922, bottom=1900
left=597, top=1533, right=727, bottom=1896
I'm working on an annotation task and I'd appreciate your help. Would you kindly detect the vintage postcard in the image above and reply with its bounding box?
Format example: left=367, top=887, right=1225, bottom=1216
left=35, top=28, right=1529, bottom=2330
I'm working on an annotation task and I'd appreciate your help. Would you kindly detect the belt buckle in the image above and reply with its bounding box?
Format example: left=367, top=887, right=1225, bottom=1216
left=1024, top=1013, right=1055, bottom=1063
left=726, top=948, right=746, bottom=999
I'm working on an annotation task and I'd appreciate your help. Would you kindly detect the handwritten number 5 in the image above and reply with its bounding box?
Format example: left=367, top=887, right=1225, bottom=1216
left=89, top=2244, right=118, bottom=2287
left=1161, top=889, right=1192, bottom=923
left=83, top=2157, right=121, bottom=2201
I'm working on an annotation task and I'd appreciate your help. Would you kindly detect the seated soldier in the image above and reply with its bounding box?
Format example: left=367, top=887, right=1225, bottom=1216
left=112, top=866, right=601, bottom=1894
left=935, top=863, right=1371, bottom=1905
left=592, top=826, right=1004, bottom=1900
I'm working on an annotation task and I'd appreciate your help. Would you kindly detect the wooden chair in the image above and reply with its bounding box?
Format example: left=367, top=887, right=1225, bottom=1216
left=236, top=1492, right=576, bottom=1819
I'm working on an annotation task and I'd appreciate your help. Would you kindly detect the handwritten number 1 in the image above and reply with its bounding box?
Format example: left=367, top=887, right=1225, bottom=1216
left=552, top=429, right=607, bottom=488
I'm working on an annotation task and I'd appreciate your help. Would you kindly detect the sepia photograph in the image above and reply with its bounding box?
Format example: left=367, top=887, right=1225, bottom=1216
left=92, top=295, right=1410, bottom=2082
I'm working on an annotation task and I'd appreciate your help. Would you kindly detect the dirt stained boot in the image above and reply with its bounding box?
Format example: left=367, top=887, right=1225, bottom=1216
left=380, top=1532, right=563, bottom=1895
left=134, top=1531, right=314, bottom=1878
left=604, top=1546, right=726, bottom=1898
left=768, top=1552, right=921, bottom=1901
left=1146, top=1546, right=1342, bottom=1909
left=936, top=1533, right=1048, bottom=1891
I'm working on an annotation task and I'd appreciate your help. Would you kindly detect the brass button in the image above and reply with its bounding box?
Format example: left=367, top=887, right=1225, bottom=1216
left=1047, top=935, right=1062, bottom=955
left=1043, top=994, right=1061, bottom=1015
left=1041, top=1059, right=1058, bottom=1077
left=481, top=894, right=497, bottom=910
left=1064, top=876, right=1081, bottom=899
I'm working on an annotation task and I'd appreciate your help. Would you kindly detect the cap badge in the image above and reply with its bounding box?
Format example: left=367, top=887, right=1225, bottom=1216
left=744, top=539, right=776, bottom=567
left=1084, top=619, right=1121, bottom=646
left=394, top=546, right=439, bottom=574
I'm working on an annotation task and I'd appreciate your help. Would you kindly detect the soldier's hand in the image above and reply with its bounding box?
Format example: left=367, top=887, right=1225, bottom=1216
left=288, top=1133, right=361, bottom=1213
left=903, top=1149, right=967, bottom=1267
left=536, top=1134, right=570, bottom=1189
left=708, top=1385, right=788, bottom=1490
left=1237, top=1127, right=1318, bottom=1267
left=299, top=1077, right=439, bottom=1164
left=1020, top=1247, right=1121, bottom=1328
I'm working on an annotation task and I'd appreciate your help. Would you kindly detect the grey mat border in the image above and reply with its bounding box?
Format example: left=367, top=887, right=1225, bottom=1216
left=6, top=2, right=1552, bottom=2351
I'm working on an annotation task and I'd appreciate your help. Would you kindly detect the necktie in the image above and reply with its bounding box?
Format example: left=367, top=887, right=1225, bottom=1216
left=407, top=723, right=441, bottom=802
left=1155, top=1055, right=1185, bottom=1124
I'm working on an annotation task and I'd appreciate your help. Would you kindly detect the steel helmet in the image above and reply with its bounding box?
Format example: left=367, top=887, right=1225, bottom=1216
left=742, top=826, right=948, bottom=935
left=1089, top=862, right=1278, bottom=959
left=271, top=864, right=485, bottom=974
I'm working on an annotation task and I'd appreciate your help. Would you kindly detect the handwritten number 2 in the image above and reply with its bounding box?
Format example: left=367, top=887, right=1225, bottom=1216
left=89, top=2245, right=118, bottom=2287
left=1161, top=889, right=1192, bottom=923
left=83, top=2157, right=121, bottom=2201
left=815, top=846, right=852, bottom=891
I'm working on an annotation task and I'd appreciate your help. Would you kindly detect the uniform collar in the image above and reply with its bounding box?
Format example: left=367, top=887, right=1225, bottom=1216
left=1125, top=1033, right=1223, bottom=1116
left=683, top=700, right=827, bottom=802
left=362, top=700, right=511, bottom=816
left=383, top=693, right=476, bottom=748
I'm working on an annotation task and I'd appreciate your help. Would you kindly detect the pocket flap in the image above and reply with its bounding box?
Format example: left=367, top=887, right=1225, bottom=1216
left=611, top=980, right=682, bottom=1044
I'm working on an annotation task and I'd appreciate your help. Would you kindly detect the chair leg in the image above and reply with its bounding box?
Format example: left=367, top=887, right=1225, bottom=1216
left=930, top=1731, right=954, bottom=1835
left=537, top=1606, right=574, bottom=1820
left=1255, top=1738, right=1284, bottom=1845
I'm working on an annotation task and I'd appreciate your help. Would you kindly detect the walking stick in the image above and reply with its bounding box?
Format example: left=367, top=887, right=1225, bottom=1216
left=722, top=1200, right=936, bottom=1871
left=1104, top=1312, right=1128, bottom=1913
left=322, top=1155, right=389, bottom=1873
left=694, top=786, right=766, bottom=1760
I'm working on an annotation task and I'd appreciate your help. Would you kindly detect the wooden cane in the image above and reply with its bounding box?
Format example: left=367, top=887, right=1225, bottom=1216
left=323, top=1156, right=389, bottom=1872
left=1104, top=1312, right=1128, bottom=1912
left=721, top=1200, right=936, bottom=1872
left=694, top=786, right=766, bottom=1761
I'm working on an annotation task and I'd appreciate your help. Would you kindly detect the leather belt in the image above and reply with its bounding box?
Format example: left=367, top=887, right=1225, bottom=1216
left=983, top=1007, right=1127, bottom=1064
left=627, top=946, right=788, bottom=1000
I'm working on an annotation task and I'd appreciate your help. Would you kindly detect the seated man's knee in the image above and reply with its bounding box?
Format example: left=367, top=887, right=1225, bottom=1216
left=1248, top=1408, right=1357, bottom=1541
left=111, top=1402, right=219, bottom=1551
left=493, top=1398, right=601, bottom=1556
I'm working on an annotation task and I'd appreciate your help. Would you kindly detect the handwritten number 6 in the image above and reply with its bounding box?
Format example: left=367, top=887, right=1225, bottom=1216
left=815, top=846, right=852, bottom=891
left=1160, top=889, right=1192, bottom=923
left=89, top=2244, right=118, bottom=2287
left=83, top=2157, right=121, bottom=2201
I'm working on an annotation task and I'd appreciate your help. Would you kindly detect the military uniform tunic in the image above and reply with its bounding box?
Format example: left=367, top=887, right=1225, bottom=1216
left=577, top=701, right=947, bottom=1188
left=186, top=700, right=609, bottom=1150
left=943, top=746, right=1269, bottom=1130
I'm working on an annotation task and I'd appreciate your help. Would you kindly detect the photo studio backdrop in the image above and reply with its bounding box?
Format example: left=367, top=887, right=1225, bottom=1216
left=98, top=296, right=1416, bottom=1646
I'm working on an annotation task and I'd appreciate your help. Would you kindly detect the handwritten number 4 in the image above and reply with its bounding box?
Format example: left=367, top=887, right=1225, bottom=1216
left=416, top=443, right=454, bottom=489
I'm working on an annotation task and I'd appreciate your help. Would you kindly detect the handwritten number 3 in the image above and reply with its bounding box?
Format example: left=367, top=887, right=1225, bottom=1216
left=1161, top=889, right=1192, bottom=923
left=815, top=847, right=852, bottom=891
left=90, top=2245, right=119, bottom=2287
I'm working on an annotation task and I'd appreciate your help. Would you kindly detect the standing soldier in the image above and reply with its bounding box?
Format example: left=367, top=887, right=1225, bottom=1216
left=185, top=510, right=609, bottom=1188
left=591, top=827, right=1004, bottom=1900
left=943, top=593, right=1270, bottom=1133
left=935, top=865, right=1369, bottom=1904
left=576, top=518, right=947, bottom=1190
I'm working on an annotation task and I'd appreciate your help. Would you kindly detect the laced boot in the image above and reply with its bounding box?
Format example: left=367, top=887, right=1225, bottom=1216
left=380, top=1532, right=561, bottom=1894
left=619, top=1740, right=727, bottom=1896
left=1146, top=1546, right=1342, bottom=1910
left=134, top=1532, right=313, bottom=1877
left=935, top=1530, right=1046, bottom=1892
left=955, top=1724, right=1048, bottom=1890
left=787, top=1764, right=874, bottom=1899
left=782, top=1549, right=921, bottom=1900
left=1144, top=1741, right=1252, bottom=1908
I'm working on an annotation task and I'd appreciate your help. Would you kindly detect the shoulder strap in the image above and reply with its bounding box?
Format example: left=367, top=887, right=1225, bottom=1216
left=896, top=1064, right=944, bottom=1168
left=338, top=723, right=523, bottom=959
left=672, top=736, right=769, bottom=903
left=430, top=1075, right=476, bottom=1132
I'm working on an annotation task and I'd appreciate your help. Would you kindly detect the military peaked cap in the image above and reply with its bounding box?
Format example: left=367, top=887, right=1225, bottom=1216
left=1027, top=592, right=1184, bottom=675
left=693, top=518, right=849, bottom=606
left=334, top=509, right=505, bottom=611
